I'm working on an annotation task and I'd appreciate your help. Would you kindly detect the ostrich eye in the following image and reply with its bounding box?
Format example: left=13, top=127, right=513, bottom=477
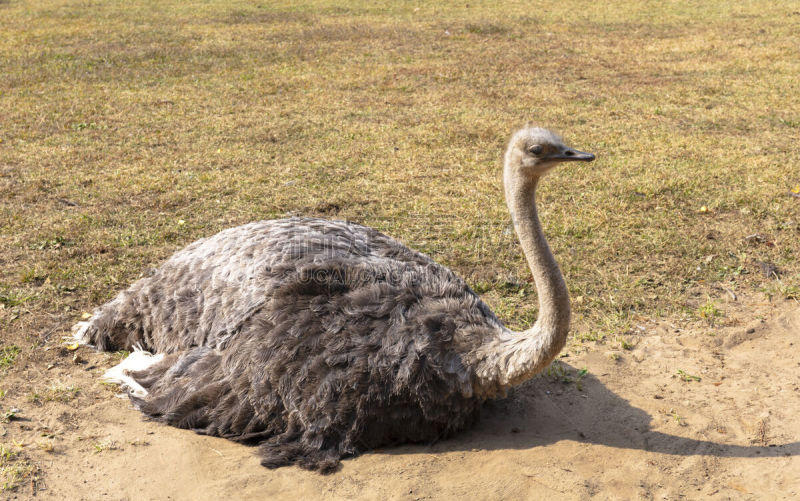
left=528, top=145, right=543, bottom=155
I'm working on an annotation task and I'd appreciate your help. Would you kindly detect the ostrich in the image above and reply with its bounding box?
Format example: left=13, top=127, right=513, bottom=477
left=72, top=125, right=595, bottom=473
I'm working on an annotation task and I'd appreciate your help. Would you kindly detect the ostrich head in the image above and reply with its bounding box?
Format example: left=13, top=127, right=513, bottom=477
left=474, top=125, right=596, bottom=396
left=504, top=125, right=595, bottom=179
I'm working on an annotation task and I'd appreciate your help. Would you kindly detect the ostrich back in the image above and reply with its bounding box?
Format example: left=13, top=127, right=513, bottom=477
left=83, top=217, right=504, bottom=472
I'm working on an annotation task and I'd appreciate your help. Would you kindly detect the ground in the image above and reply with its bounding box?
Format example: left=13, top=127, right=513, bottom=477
left=2, top=295, right=798, bottom=499
left=1, top=0, right=799, bottom=499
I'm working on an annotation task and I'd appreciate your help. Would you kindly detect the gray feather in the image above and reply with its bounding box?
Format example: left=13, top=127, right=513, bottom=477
left=83, top=217, right=503, bottom=472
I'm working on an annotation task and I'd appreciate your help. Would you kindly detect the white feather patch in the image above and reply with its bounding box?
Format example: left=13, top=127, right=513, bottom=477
left=71, top=321, right=92, bottom=345
left=101, top=347, right=164, bottom=398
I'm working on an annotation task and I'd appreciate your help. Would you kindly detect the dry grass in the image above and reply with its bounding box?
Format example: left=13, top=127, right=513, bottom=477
left=0, top=0, right=798, bottom=355
left=27, top=383, right=80, bottom=404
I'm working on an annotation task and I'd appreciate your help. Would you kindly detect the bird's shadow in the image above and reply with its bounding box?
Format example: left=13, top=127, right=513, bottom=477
left=387, top=363, right=798, bottom=460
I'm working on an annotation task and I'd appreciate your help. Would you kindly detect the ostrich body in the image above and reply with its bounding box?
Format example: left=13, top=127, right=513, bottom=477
left=74, top=126, right=595, bottom=472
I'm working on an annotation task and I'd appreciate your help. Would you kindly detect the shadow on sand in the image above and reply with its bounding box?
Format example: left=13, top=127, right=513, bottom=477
left=391, top=363, right=798, bottom=460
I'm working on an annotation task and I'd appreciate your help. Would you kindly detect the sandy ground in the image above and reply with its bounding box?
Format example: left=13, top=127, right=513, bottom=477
left=3, top=295, right=798, bottom=500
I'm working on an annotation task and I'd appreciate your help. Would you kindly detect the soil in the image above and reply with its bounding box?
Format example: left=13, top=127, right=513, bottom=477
left=2, top=295, right=798, bottom=500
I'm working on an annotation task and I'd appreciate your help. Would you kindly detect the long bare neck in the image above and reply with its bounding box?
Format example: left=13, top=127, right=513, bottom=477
left=471, top=163, right=570, bottom=398
left=505, top=174, right=570, bottom=338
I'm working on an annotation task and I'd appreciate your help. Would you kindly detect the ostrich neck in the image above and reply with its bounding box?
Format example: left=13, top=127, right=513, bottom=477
left=506, top=176, right=570, bottom=338
left=471, top=171, right=570, bottom=398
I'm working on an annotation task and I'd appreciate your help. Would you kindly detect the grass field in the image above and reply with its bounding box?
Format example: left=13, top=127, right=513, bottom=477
left=0, top=0, right=799, bottom=491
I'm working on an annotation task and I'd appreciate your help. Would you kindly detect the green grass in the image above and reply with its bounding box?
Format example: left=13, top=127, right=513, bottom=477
left=696, top=299, right=723, bottom=326
left=0, top=288, right=33, bottom=309
left=0, top=346, right=20, bottom=372
left=676, top=370, right=702, bottom=382
left=0, top=444, right=37, bottom=492
left=0, top=0, right=798, bottom=346
left=92, top=440, right=119, bottom=454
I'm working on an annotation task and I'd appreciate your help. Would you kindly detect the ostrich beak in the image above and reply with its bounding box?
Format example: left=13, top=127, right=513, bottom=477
left=553, top=147, right=595, bottom=162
